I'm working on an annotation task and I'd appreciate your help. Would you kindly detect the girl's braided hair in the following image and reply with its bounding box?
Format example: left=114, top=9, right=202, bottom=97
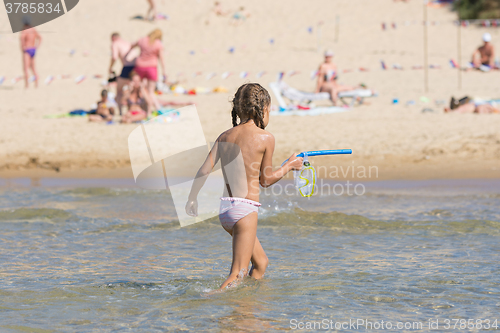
left=231, top=83, right=271, bottom=129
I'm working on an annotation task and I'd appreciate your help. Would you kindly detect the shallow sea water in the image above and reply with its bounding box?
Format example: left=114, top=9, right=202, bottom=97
left=0, top=178, right=499, bottom=332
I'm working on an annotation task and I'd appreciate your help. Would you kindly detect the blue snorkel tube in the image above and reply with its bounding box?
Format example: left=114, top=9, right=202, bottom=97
left=282, top=149, right=352, bottom=165
left=296, top=149, right=352, bottom=158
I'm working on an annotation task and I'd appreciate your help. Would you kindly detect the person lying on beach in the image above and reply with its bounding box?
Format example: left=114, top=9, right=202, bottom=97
left=445, top=102, right=499, bottom=114
left=213, top=2, right=228, bottom=16
left=230, top=7, right=250, bottom=26
left=89, top=90, right=115, bottom=122
left=471, top=33, right=495, bottom=70
left=205, top=1, right=229, bottom=25
left=120, top=73, right=149, bottom=123
left=185, top=83, right=303, bottom=290
left=315, top=50, right=356, bottom=105
left=20, top=16, right=41, bottom=89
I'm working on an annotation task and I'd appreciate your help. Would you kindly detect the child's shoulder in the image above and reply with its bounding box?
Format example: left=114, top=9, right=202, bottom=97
left=217, top=126, right=273, bottom=141
left=256, top=127, right=273, bottom=140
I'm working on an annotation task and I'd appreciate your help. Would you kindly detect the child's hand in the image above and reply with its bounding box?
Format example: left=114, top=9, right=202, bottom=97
left=287, top=153, right=303, bottom=171
left=185, top=200, right=198, bottom=217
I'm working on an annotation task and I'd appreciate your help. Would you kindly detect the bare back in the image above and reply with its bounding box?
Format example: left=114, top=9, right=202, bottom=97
left=20, top=28, right=39, bottom=50
left=112, top=39, right=136, bottom=67
left=216, top=123, right=271, bottom=202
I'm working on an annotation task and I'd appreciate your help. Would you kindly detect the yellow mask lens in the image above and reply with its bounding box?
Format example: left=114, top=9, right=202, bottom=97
left=295, top=166, right=316, bottom=197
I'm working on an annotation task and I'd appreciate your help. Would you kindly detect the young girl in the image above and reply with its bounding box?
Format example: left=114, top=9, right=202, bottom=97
left=89, top=90, right=115, bottom=122
left=120, top=72, right=149, bottom=124
left=185, top=83, right=303, bottom=290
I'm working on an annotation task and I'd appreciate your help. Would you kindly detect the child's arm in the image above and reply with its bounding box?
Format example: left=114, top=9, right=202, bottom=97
left=185, top=142, right=219, bottom=216
left=259, top=134, right=302, bottom=188
left=315, top=65, right=324, bottom=93
left=121, top=87, right=130, bottom=107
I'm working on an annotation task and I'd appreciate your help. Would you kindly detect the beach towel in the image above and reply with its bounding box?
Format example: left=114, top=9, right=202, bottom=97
left=269, top=81, right=375, bottom=110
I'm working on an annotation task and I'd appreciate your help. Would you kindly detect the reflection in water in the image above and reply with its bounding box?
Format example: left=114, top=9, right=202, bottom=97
left=0, top=180, right=499, bottom=331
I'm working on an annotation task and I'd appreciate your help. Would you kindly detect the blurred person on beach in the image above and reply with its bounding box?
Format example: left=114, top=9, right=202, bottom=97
left=206, top=1, right=229, bottom=24
left=89, top=90, right=115, bottom=122
left=128, top=29, right=166, bottom=115
left=20, top=16, right=41, bottom=88
left=213, top=2, right=228, bottom=16
left=185, top=83, right=303, bottom=290
left=121, top=72, right=149, bottom=123
left=230, top=7, right=250, bottom=26
left=146, top=0, right=157, bottom=21
left=109, top=32, right=138, bottom=115
left=315, top=50, right=354, bottom=105
left=445, top=102, right=499, bottom=114
left=471, top=33, right=495, bottom=69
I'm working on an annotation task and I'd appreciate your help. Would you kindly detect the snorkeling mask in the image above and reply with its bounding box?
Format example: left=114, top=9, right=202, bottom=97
left=294, top=153, right=316, bottom=197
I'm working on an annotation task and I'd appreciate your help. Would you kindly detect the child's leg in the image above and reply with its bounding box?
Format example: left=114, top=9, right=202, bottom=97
left=116, top=78, right=128, bottom=115
left=249, top=236, right=268, bottom=279
left=129, top=113, right=147, bottom=122
left=219, top=212, right=257, bottom=290
left=88, top=114, right=104, bottom=122
left=146, top=79, right=160, bottom=114
left=120, top=113, right=130, bottom=123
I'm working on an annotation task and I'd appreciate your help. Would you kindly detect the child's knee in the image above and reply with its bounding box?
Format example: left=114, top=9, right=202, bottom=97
left=257, top=255, right=269, bottom=270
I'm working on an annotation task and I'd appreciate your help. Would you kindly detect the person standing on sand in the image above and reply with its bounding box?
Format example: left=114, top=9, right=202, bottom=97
left=109, top=32, right=137, bottom=115
left=146, top=0, right=157, bottom=21
left=128, top=29, right=166, bottom=115
left=315, top=50, right=353, bottom=105
left=471, top=33, right=495, bottom=69
left=20, top=17, right=41, bottom=88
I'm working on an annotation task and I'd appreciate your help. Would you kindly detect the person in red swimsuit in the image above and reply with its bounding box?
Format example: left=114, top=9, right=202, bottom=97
left=128, top=29, right=166, bottom=116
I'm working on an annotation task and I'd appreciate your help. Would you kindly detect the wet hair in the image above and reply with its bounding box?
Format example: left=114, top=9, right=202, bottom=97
left=101, top=89, right=108, bottom=98
left=231, top=83, right=271, bottom=129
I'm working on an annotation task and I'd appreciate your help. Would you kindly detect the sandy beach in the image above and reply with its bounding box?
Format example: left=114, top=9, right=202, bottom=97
left=0, top=0, right=499, bottom=180
left=2, top=2, right=500, bottom=331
